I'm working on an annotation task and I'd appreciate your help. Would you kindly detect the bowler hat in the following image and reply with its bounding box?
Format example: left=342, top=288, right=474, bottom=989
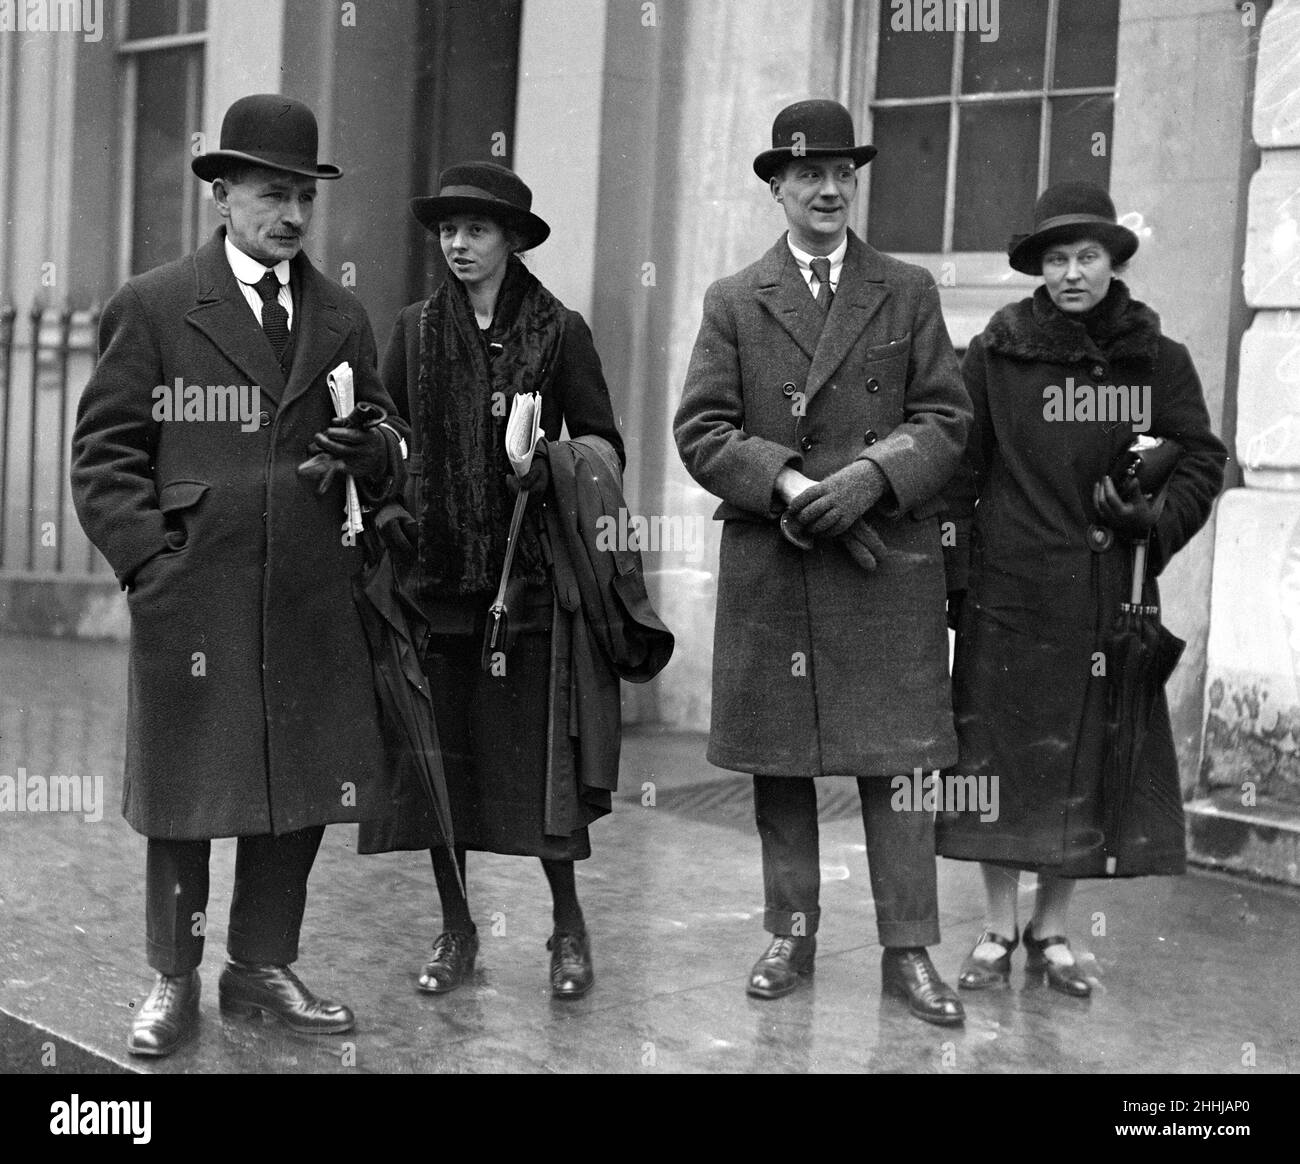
left=409, top=162, right=551, bottom=251
left=191, top=94, right=342, bottom=182
left=1008, top=181, right=1138, bottom=275
left=752, top=99, right=877, bottom=182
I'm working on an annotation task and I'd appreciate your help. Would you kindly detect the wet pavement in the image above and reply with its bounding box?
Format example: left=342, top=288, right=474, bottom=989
left=1, top=632, right=1297, bottom=1074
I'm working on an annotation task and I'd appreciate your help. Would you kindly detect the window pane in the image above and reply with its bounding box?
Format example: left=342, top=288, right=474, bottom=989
left=867, top=105, right=949, bottom=253
left=953, top=100, right=1039, bottom=250
left=1054, top=0, right=1119, bottom=90
left=127, top=1, right=178, bottom=41
left=184, top=0, right=208, bottom=34
left=962, top=0, right=1048, bottom=93
left=132, top=49, right=202, bottom=273
left=875, top=6, right=953, bottom=98
left=1048, top=94, right=1114, bottom=188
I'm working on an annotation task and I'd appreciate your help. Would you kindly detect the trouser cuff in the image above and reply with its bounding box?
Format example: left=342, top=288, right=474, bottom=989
left=764, top=907, right=820, bottom=937
left=877, top=919, right=941, bottom=948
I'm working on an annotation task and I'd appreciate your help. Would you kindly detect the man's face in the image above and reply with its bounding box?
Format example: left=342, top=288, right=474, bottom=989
left=214, top=167, right=317, bottom=266
left=771, top=156, right=857, bottom=253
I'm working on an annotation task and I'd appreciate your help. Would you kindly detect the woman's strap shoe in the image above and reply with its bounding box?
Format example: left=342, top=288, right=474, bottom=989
left=957, top=927, right=1019, bottom=990
left=548, top=930, right=594, bottom=998
left=1023, top=923, right=1092, bottom=998
left=418, top=930, right=479, bottom=994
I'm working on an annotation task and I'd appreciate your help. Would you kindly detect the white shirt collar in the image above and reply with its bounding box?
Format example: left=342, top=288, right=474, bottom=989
left=786, top=234, right=848, bottom=274
left=225, top=235, right=290, bottom=288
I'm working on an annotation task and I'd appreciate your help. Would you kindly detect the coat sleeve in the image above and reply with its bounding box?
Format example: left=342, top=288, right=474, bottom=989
left=673, top=280, right=803, bottom=516
left=555, top=310, right=625, bottom=470
left=940, top=334, right=994, bottom=594
left=70, top=282, right=168, bottom=587
left=380, top=307, right=412, bottom=425
left=1147, top=339, right=1228, bottom=576
left=856, top=277, right=972, bottom=516
left=352, top=309, right=410, bottom=505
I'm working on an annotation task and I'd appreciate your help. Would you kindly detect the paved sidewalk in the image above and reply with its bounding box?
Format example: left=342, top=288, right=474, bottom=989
left=1, top=633, right=1296, bottom=1073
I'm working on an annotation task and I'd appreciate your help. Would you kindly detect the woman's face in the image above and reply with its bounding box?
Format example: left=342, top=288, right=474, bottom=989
left=1041, top=237, right=1114, bottom=313
left=440, top=214, right=513, bottom=288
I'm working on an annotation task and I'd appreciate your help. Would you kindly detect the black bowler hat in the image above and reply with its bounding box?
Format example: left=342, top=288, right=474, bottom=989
left=191, top=94, right=342, bottom=182
left=409, top=162, right=551, bottom=251
left=1008, top=181, right=1138, bottom=275
left=752, top=99, right=877, bottom=182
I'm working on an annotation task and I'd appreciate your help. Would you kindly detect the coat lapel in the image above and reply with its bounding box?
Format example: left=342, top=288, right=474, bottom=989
left=754, top=238, right=825, bottom=362
left=803, top=232, right=891, bottom=406
left=185, top=230, right=288, bottom=405
left=281, top=255, right=350, bottom=411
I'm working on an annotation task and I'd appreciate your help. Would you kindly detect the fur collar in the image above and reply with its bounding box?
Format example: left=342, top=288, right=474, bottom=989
left=983, top=280, right=1162, bottom=366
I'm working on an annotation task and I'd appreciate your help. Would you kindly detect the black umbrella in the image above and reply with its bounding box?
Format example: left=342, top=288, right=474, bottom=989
left=1101, top=533, right=1185, bottom=875
left=352, top=519, right=463, bottom=894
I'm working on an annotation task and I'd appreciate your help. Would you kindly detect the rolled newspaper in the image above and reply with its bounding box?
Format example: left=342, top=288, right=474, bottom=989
left=505, top=392, right=542, bottom=477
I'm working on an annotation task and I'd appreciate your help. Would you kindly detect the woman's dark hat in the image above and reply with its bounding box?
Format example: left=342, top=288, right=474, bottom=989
left=410, top=162, right=551, bottom=251
left=1008, top=181, right=1138, bottom=275
left=191, top=94, right=342, bottom=182
left=753, top=99, right=877, bottom=182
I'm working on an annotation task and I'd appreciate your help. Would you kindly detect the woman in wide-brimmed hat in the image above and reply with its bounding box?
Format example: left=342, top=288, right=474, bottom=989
left=936, top=181, right=1227, bottom=998
left=358, top=161, right=625, bottom=998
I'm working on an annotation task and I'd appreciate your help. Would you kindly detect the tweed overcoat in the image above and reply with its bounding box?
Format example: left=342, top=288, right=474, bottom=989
left=71, top=228, right=408, bottom=840
left=935, top=283, right=1227, bottom=876
left=674, top=231, right=971, bottom=777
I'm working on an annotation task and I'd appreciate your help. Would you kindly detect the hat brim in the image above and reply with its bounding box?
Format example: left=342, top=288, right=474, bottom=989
left=753, top=144, right=877, bottom=182
left=409, top=195, right=551, bottom=251
left=192, top=150, right=342, bottom=182
left=1008, top=219, right=1138, bottom=275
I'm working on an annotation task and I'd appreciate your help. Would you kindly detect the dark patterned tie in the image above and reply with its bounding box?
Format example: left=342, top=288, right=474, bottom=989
left=253, top=271, right=289, bottom=358
left=810, top=257, right=833, bottom=311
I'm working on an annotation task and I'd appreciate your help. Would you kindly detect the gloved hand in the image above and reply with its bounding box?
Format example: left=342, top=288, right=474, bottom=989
left=1094, top=474, right=1163, bottom=538
left=374, top=502, right=419, bottom=559
left=507, top=436, right=550, bottom=496
left=839, top=517, right=888, bottom=573
left=309, top=419, right=389, bottom=484
left=296, top=451, right=346, bottom=495
left=787, top=458, right=887, bottom=538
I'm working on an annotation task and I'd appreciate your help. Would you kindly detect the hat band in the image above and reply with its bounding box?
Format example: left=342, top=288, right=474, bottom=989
left=1032, top=212, right=1119, bottom=233
left=438, top=183, right=523, bottom=207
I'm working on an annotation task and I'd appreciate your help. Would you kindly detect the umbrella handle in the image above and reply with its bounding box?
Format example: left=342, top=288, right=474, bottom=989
left=490, top=490, right=530, bottom=611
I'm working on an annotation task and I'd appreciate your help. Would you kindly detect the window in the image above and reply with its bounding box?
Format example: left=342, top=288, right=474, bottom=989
left=866, top=0, right=1119, bottom=256
left=117, top=1, right=208, bottom=276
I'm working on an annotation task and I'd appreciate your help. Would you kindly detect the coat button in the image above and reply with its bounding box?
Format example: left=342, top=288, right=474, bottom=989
left=863, top=429, right=878, bottom=445
left=800, top=435, right=816, bottom=452
left=782, top=381, right=797, bottom=398
left=259, top=410, right=271, bottom=428
left=1092, top=364, right=1105, bottom=378
left=1087, top=523, right=1114, bottom=552
left=866, top=377, right=880, bottom=393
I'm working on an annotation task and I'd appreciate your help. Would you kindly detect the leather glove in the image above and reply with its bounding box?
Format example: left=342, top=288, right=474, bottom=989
left=787, top=459, right=887, bottom=538
left=507, top=436, right=550, bottom=496
left=1094, top=474, right=1163, bottom=538
left=309, top=420, right=389, bottom=484
left=374, top=502, right=418, bottom=559
left=296, top=451, right=347, bottom=495
left=838, top=517, right=888, bottom=573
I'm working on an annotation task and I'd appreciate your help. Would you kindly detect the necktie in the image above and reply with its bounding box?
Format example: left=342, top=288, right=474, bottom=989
left=810, top=257, right=833, bottom=311
left=253, top=271, right=289, bottom=358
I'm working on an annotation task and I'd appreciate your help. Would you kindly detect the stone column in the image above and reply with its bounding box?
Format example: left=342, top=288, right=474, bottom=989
left=1195, top=0, right=1300, bottom=884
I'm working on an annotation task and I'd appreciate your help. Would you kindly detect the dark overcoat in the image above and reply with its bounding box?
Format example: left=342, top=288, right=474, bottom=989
left=674, top=232, right=972, bottom=777
left=71, top=228, right=408, bottom=840
left=936, top=282, right=1227, bottom=876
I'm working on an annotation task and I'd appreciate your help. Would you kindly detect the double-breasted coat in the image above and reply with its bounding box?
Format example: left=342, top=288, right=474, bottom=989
left=935, top=283, right=1227, bottom=876
left=674, top=231, right=972, bottom=777
left=71, top=228, right=408, bottom=841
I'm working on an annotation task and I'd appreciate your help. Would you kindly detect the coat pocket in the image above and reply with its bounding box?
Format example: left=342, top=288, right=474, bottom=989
left=158, top=479, right=210, bottom=551
left=860, top=332, right=912, bottom=365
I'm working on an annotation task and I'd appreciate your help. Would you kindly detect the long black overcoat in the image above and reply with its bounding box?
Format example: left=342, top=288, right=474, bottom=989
left=71, top=228, right=407, bottom=840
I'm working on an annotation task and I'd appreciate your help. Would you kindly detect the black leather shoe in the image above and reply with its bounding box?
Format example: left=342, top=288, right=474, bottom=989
left=881, top=948, right=965, bottom=1026
left=127, top=970, right=200, bottom=1057
left=418, top=930, right=479, bottom=994
left=747, top=935, right=816, bottom=999
left=218, top=961, right=355, bottom=1033
left=547, top=930, right=594, bottom=998
left=958, top=926, right=1019, bottom=990
left=1023, top=923, right=1092, bottom=998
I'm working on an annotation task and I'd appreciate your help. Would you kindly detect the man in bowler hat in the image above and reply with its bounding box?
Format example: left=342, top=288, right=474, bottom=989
left=674, top=99, right=971, bottom=1023
left=71, top=94, right=409, bottom=1055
